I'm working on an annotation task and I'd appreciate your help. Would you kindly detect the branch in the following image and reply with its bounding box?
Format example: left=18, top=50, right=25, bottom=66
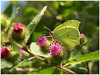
left=43, top=25, right=53, bottom=35
left=9, top=27, right=76, bottom=74
left=54, top=66, right=76, bottom=74
left=27, top=48, right=45, bottom=62
left=25, top=46, right=76, bottom=74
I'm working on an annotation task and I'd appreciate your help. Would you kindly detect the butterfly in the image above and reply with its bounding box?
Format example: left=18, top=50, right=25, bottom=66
left=53, top=20, right=81, bottom=49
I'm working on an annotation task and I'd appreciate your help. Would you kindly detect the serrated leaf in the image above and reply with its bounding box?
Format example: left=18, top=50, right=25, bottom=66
left=1, top=59, right=13, bottom=69
left=53, top=20, right=80, bottom=48
left=27, top=6, right=47, bottom=35
left=64, top=50, right=99, bottom=66
left=30, top=42, right=50, bottom=58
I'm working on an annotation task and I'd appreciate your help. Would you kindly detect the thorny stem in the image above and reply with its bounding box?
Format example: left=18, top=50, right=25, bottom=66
left=2, top=7, right=76, bottom=74
left=24, top=45, right=76, bottom=74
left=26, top=26, right=76, bottom=74
left=10, top=39, right=76, bottom=74
left=9, top=28, right=76, bottom=74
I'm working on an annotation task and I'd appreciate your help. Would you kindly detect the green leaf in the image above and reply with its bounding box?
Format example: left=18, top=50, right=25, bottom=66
left=28, top=67, right=65, bottom=74
left=88, top=59, right=99, bottom=72
left=30, top=42, right=50, bottom=58
left=5, top=7, right=20, bottom=36
left=9, top=7, right=20, bottom=23
left=53, top=20, right=80, bottom=48
left=17, top=59, right=45, bottom=68
left=29, top=67, right=65, bottom=74
left=27, top=6, right=47, bottom=35
left=64, top=50, right=99, bottom=66
left=28, top=67, right=55, bottom=74
left=1, top=59, right=13, bottom=69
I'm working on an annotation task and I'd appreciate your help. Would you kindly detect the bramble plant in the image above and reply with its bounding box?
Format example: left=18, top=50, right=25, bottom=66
left=1, top=6, right=99, bottom=74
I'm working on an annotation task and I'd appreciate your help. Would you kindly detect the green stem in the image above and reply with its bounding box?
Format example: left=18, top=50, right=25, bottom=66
left=86, top=61, right=92, bottom=74
left=10, top=38, right=23, bottom=48
left=24, top=46, right=76, bottom=74
left=9, top=36, right=77, bottom=74
left=81, top=45, right=91, bottom=74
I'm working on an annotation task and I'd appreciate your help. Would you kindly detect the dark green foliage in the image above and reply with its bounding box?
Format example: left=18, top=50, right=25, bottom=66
left=64, top=50, right=99, bottom=66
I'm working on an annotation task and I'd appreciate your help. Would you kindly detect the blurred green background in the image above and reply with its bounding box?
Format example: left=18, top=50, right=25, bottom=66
left=2, top=1, right=99, bottom=51
left=1, top=1, right=99, bottom=74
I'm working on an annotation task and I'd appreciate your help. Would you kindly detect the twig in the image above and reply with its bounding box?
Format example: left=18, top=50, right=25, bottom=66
left=14, top=36, right=76, bottom=74
left=24, top=46, right=76, bottom=74
left=27, top=57, right=35, bottom=60
left=8, top=29, right=76, bottom=74
left=9, top=42, right=76, bottom=74
left=24, top=45, right=45, bottom=62
left=43, top=25, right=53, bottom=35
left=54, top=66, right=76, bottom=74
left=43, top=25, right=57, bottom=43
